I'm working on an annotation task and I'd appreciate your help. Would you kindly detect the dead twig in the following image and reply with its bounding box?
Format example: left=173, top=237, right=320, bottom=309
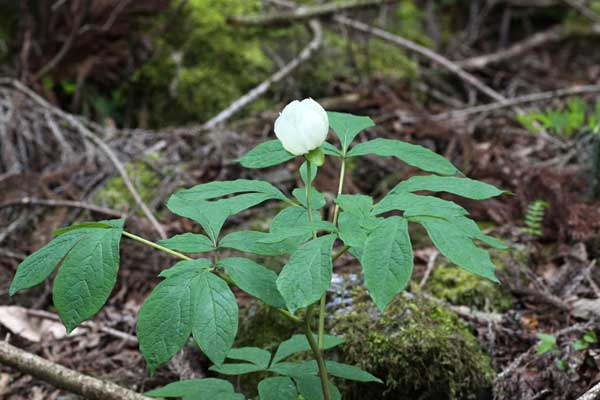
left=0, top=79, right=166, bottom=239
left=578, top=380, right=600, bottom=400
left=0, top=197, right=126, bottom=219
left=419, top=250, right=439, bottom=290
left=228, top=0, right=391, bottom=26
left=457, top=25, right=568, bottom=70
left=201, top=19, right=323, bottom=130
left=0, top=340, right=149, bottom=400
left=562, top=0, right=600, bottom=23
left=433, top=84, right=600, bottom=120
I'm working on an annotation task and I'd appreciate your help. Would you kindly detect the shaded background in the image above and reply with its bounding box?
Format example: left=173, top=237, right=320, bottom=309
left=1, top=0, right=600, bottom=399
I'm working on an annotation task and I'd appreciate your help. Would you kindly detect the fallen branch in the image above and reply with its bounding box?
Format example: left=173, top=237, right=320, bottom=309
left=562, top=0, right=600, bottom=23
left=457, top=25, right=567, bottom=70
left=228, top=0, right=390, bottom=26
left=433, top=84, right=600, bottom=120
left=0, top=197, right=126, bottom=219
left=578, top=380, right=600, bottom=400
left=201, top=19, right=323, bottom=130
left=0, top=79, right=167, bottom=239
left=0, top=340, right=150, bottom=400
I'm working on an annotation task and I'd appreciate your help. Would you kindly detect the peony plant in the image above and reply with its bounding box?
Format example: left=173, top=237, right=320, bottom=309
left=9, top=99, right=507, bottom=399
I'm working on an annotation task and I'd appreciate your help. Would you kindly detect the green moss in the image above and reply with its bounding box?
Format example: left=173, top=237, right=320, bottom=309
left=332, top=288, right=494, bottom=399
left=426, top=264, right=513, bottom=312
left=236, top=283, right=494, bottom=400
left=95, top=161, right=160, bottom=214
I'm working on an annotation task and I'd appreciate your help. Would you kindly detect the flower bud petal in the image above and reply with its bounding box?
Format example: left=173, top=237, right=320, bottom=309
left=274, top=98, right=329, bottom=156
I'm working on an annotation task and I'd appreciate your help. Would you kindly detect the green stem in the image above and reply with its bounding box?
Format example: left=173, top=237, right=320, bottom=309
left=122, top=231, right=302, bottom=323
left=318, top=158, right=348, bottom=349
left=331, top=158, right=346, bottom=226
left=305, top=306, right=331, bottom=400
left=122, top=231, right=192, bottom=261
left=305, top=160, right=314, bottom=225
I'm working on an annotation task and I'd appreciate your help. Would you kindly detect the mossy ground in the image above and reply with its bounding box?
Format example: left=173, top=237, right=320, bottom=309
left=235, top=284, right=494, bottom=400
left=331, top=288, right=494, bottom=400
left=425, top=263, right=513, bottom=312
left=95, top=161, right=160, bottom=214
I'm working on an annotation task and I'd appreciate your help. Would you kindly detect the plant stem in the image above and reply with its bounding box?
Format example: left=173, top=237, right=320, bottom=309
left=318, top=157, right=347, bottom=349
left=331, top=158, right=346, bottom=226
left=305, top=306, right=331, bottom=400
left=122, top=231, right=192, bottom=261
left=305, top=160, right=314, bottom=224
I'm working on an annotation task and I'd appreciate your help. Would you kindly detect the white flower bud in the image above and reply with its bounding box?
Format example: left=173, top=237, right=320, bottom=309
left=274, top=98, right=329, bottom=156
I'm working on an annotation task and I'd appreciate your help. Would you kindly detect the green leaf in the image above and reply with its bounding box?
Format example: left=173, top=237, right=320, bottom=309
left=219, top=257, right=285, bottom=307
left=167, top=191, right=276, bottom=242
left=328, top=111, right=375, bottom=154
left=322, top=142, right=343, bottom=157
left=335, top=194, right=373, bottom=216
left=292, top=187, right=326, bottom=210
left=10, top=231, right=86, bottom=296
left=536, top=333, right=558, bottom=355
left=220, top=230, right=299, bottom=256
left=175, top=179, right=287, bottom=202
left=53, top=219, right=125, bottom=333
left=325, top=361, right=382, bottom=383
left=449, top=216, right=508, bottom=249
left=145, top=378, right=240, bottom=399
left=294, top=376, right=342, bottom=400
left=259, top=221, right=337, bottom=244
left=271, top=206, right=310, bottom=232
left=347, top=138, right=458, bottom=175
left=239, top=140, right=295, bottom=168
left=272, top=334, right=344, bottom=364
left=137, top=264, right=198, bottom=375
left=158, top=233, right=215, bottom=253
left=391, top=175, right=504, bottom=200
left=227, top=347, right=271, bottom=368
left=166, top=180, right=287, bottom=242
left=158, top=259, right=212, bottom=279
left=361, top=217, right=413, bottom=311
left=258, top=377, right=298, bottom=400
left=276, top=235, right=336, bottom=313
left=53, top=221, right=113, bottom=236
left=209, top=363, right=265, bottom=375
left=412, top=216, right=498, bottom=282
left=337, top=211, right=380, bottom=250
left=373, top=192, right=467, bottom=218
left=191, top=272, right=238, bottom=366
left=269, top=360, right=318, bottom=377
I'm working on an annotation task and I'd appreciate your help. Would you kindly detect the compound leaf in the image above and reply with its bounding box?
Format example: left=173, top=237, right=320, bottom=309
left=361, top=217, right=413, bottom=311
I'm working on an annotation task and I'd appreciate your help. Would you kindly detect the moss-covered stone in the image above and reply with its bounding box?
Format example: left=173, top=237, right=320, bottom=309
left=95, top=161, right=160, bottom=214
left=236, top=280, right=494, bottom=400
left=331, top=287, right=494, bottom=400
left=425, top=264, right=513, bottom=312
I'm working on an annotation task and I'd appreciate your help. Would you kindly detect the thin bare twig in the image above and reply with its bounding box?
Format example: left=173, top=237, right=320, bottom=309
left=228, top=0, right=392, bottom=26
left=433, top=84, right=600, bottom=120
left=419, top=250, right=439, bottom=290
left=0, top=340, right=149, bottom=400
left=0, top=79, right=167, bottom=239
left=201, top=19, right=323, bottom=130
left=0, top=197, right=126, bottom=219
left=562, top=0, right=600, bottom=23
left=457, top=25, right=568, bottom=70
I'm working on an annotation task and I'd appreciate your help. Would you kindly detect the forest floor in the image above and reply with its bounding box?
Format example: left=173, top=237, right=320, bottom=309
left=2, top=2, right=600, bottom=399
